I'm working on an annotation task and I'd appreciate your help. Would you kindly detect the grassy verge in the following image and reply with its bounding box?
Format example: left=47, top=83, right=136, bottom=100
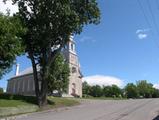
left=0, top=99, right=35, bottom=107
left=48, top=96, right=79, bottom=108
left=0, top=94, right=79, bottom=118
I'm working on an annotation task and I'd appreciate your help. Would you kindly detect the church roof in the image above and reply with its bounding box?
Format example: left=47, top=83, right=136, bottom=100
left=11, top=66, right=40, bottom=79
left=18, top=67, right=33, bottom=76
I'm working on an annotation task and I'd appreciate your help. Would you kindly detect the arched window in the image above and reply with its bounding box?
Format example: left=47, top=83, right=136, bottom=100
left=71, top=83, right=76, bottom=95
left=72, top=67, right=77, bottom=73
left=71, top=43, right=74, bottom=51
left=72, top=83, right=76, bottom=89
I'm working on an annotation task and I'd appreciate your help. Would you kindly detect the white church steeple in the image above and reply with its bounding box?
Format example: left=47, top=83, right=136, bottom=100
left=68, top=35, right=76, bottom=54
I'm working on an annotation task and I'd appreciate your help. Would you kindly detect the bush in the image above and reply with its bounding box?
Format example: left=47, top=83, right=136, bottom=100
left=0, top=88, right=3, bottom=93
left=0, top=94, right=37, bottom=104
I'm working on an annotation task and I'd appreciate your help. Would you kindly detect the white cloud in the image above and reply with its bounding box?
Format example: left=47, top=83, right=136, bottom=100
left=83, top=75, right=124, bottom=87
left=79, top=36, right=96, bottom=43
left=0, top=0, right=18, bottom=15
left=136, top=28, right=150, bottom=40
left=153, top=84, right=159, bottom=89
left=138, top=33, right=148, bottom=39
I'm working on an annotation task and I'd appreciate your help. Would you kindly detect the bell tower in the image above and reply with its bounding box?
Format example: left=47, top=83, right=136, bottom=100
left=62, top=36, right=82, bottom=97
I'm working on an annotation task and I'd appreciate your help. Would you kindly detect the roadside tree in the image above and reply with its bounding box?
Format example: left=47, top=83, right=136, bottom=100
left=125, top=83, right=138, bottom=98
left=137, top=80, right=154, bottom=98
left=82, top=81, right=91, bottom=97
left=11, top=0, right=100, bottom=107
left=90, top=85, right=103, bottom=97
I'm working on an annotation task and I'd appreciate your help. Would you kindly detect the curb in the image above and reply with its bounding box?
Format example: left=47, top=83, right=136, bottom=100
left=0, top=114, right=28, bottom=120
left=0, top=106, right=73, bottom=120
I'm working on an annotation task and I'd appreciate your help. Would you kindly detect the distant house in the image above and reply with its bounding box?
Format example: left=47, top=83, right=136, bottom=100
left=7, top=37, right=83, bottom=97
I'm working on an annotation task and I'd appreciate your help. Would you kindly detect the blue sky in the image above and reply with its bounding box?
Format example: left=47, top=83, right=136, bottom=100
left=1, top=0, right=159, bottom=89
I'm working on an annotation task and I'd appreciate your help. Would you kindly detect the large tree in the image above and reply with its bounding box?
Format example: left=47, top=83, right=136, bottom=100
left=110, top=85, right=122, bottom=97
left=124, top=83, right=138, bottom=98
left=89, top=85, right=103, bottom=97
left=11, top=0, right=100, bottom=107
left=82, top=81, right=91, bottom=97
left=137, top=80, right=154, bottom=98
left=0, top=13, right=25, bottom=79
left=103, top=86, right=112, bottom=97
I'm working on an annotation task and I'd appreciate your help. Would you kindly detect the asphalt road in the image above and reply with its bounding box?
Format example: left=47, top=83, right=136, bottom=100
left=17, top=98, right=159, bottom=120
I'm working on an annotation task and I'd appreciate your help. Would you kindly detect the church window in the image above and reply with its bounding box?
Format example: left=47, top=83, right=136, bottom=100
left=72, top=67, right=77, bottom=73
left=72, top=83, right=76, bottom=88
left=71, top=43, right=74, bottom=51
left=71, top=83, right=76, bottom=95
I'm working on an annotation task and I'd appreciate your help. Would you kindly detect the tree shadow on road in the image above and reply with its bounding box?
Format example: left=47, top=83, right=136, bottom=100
left=153, top=115, right=159, bottom=120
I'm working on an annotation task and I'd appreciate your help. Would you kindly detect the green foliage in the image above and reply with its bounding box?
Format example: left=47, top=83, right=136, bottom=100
left=124, top=83, right=138, bottom=98
left=82, top=81, right=91, bottom=97
left=89, top=85, right=103, bottom=97
left=110, top=85, right=122, bottom=97
left=12, top=0, right=101, bottom=69
left=83, top=80, right=159, bottom=99
left=82, top=82, right=122, bottom=98
left=103, top=86, right=112, bottom=97
left=137, top=80, right=154, bottom=98
left=124, top=80, right=159, bottom=99
left=48, top=53, right=70, bottom=93
left=0, top=13, right=25, bottom=79
left=152, top=89, right=159, bottom=98
left=0, top=87, right=3, bottom=93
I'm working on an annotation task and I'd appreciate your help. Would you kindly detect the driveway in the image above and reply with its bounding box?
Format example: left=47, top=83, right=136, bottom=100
left=17, top=98, right=159, bottom=120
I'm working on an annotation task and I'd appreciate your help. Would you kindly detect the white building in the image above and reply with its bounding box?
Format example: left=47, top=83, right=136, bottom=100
left=7, top=37, right=83, bottom=97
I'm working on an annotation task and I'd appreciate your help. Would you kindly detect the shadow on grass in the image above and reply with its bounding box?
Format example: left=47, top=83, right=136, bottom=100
left=47, top=99, right=55, bottom=105
left=153, top=115, right=159, bottom=120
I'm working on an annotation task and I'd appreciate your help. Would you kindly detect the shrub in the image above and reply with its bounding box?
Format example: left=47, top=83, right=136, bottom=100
left=0, top=94, right=37, bottom=104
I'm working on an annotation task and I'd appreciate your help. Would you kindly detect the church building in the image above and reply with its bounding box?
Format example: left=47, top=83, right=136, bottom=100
left=7, top=36, right=83, bottom=97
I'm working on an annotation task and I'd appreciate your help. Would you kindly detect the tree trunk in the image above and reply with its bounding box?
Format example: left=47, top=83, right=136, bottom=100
left=39, top=60, right=50, bottom=107
left=38, top=78, right=48, bottom=107
left=29, top=46, right=63, bottom=107
left=29, top=52, right=41, bottom=107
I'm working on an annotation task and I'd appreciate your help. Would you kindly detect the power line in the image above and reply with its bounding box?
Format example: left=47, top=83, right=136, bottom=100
left=137, top=0, right=159, bottom=48
left=146, top=0, right=159, bottom=35
left=137, top=0, right=152, bottom=28
left=146, top=0, right=159, bottom=48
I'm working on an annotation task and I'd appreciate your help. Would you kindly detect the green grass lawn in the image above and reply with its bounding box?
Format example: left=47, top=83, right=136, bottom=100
left=48, top=97, right=79, bottom=107
left=0, top=94, right=79, bottom=118
left=0, top=99, right=35, bottom=107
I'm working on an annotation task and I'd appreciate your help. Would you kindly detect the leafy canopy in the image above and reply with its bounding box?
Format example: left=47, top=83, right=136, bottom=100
left=124, top=83, right=138, bottom=98
left=12, top=0, right=100, bottom=64
left=0, top=13, right=25, bottom=79
left=48, top=53, right=70, bottom=93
